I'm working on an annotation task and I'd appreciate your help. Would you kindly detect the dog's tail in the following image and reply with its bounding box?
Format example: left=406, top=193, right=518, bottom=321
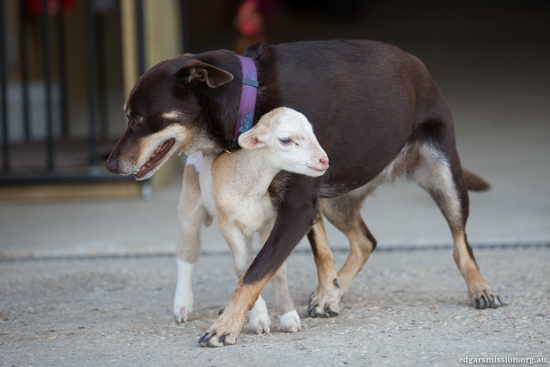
left=462, top=168, right=490, bottom=192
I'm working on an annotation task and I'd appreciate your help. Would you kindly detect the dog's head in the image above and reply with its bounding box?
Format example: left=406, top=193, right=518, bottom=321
left=106, top=53, right=239, bottom=180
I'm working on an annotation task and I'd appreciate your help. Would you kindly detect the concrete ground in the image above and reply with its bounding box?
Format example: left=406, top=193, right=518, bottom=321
left=1, top=3, right=550, bottom=366
left=1, top=249, right=549, bottom=366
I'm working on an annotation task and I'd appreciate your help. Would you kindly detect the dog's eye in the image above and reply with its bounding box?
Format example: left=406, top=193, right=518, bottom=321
left=134, top=116, right=143, bottom=125
left=279, top=138, right=293, bottom=145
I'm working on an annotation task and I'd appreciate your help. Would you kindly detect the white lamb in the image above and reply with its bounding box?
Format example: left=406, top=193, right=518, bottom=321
left=174, top=107, right=329, bottom=335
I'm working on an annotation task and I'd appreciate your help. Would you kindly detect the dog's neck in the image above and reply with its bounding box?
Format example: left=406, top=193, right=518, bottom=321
left=229, top=56, right=259, bottom=150
left=199, top=45, right=281, bottom=155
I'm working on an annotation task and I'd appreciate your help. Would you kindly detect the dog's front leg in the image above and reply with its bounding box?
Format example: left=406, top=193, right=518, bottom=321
left=199, top=176, right=320, bottom=347
left=174, top=163, right=209, bottom=323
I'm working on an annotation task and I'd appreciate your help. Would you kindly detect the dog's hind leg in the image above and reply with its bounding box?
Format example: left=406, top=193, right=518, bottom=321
left=258, top=224, right=301, bottom=332
left=410, top=125, right=502, bottom=309
left=174, top=164, right=209, bottom=322
left=321, top=194, right=377, bottom=301
left=306, top=207, right=341, bottom=318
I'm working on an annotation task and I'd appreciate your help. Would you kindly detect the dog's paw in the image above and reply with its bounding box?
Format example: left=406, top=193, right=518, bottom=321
left=198, top=304, right=247, bottom=347
left=308, top=285, right=340, bottom=318
left=468, top=283, right=504, bottom=309
left=248, top=296, right=271, bottom=334
left=278, top=310, right=301, bottom=333
left=173, top=292, right=193, bottom=323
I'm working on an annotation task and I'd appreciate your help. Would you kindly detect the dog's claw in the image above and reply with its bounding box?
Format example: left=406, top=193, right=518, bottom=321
left=219, top=335, right=226, bottom=344
left=481, top=295, right=489, bottom=308
left=198, top=332, right=215, bottom=347
left=325, top=306, right=339, bottom=318
left=469, top=284, right=502, bottom=309
left=218, top=308, right=225, bottom=315
left=308, top=305, right=319, bottom=318
left=308, top=286, right=340, bottom=318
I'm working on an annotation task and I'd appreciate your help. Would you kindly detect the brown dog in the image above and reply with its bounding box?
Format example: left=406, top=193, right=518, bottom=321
left=107, top=40, right=501, bottom=347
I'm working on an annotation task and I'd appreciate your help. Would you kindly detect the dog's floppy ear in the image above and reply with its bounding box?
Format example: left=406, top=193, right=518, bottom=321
left=238, top=126, right=270, bottom=150
left=174, top=61, right=234, bottom=88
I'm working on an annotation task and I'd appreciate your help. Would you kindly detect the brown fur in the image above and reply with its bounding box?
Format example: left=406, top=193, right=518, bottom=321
left=107, top=40, right=499, bottom=347
left=462, top=168, right=491, bottom=191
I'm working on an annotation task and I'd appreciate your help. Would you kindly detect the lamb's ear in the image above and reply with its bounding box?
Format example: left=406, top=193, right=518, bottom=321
left=238, top=127, right=270, bottom=150
left=174, top=61, right=234, bottom=88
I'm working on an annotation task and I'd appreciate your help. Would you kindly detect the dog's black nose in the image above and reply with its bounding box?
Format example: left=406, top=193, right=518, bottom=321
left=106, top=158, right=119, bottom=173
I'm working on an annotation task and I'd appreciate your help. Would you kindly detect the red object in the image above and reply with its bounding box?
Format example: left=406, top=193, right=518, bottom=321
left=25, top=0, right=75, bottom=16
left=235, top=0, right=263, bottom=36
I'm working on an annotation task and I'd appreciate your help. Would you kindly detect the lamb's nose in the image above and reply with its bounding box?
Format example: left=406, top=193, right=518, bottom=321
left=320, top=157, right=329, bottom=168
left=106, top=158, right=119, bottom=173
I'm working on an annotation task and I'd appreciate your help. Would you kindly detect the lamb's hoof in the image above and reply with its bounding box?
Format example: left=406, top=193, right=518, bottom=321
left=248, top=296, right=271, bottom=334
left=278, top=310, right=301, bottom=333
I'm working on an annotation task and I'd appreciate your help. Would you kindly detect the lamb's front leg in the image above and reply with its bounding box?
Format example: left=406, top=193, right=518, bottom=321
left=271, top=263, right=301, bottom=332
left=258, top=224, right=301, bottom=333
left=199, top=176, right=320, bottom=347
left=174, top=163, right=208, bottom=323
left=219, top=218, right=271, bottom=335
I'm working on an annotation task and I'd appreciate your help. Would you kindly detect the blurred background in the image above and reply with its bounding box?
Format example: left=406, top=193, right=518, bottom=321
left=0, top=0, right=549, bottom=258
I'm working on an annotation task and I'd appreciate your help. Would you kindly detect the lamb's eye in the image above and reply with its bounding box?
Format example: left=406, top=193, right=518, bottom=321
left=279, top=138, right=293, bottom=145
left=134, top=116, right=143, bottom=125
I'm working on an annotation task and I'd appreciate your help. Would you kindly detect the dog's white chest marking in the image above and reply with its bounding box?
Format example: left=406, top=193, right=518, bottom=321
left=187, top=152, right=217, bottom=218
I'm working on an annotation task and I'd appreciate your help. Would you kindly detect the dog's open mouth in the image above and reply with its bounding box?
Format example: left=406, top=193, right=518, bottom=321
left=134, top=138, right=175, bottom=179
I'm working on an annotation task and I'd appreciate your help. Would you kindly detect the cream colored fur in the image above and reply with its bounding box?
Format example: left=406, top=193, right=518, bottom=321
left=174, top=107, right=328, bottom=333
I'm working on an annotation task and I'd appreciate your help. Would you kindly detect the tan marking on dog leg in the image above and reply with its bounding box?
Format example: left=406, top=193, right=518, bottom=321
left=320, top=197, right=376, bottom=301
left=174, top=164, right=204, bottom=322
left=199, top=277, right=270, bottom=347
left=307, top=208, right=340, bottom=317
left=452, top=230, right=500, bottom=308
left=335, top=216, right=375, bottom=299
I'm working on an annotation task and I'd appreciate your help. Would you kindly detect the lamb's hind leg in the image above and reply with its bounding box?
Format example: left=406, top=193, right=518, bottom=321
left=411, top=137, right=502, bottom=309
left=258, top=225, right=301, bottom=332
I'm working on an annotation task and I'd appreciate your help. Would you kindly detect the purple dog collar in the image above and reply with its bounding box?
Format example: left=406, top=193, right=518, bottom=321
left=229, top=55, right=258, bottom=149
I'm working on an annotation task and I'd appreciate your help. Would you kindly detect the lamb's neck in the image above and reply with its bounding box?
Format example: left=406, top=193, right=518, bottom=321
left=235, top=150, right=280, bottom=198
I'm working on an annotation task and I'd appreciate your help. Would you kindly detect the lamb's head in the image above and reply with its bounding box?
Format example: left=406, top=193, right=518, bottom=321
left=238, top=107, right=329, bottom=177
